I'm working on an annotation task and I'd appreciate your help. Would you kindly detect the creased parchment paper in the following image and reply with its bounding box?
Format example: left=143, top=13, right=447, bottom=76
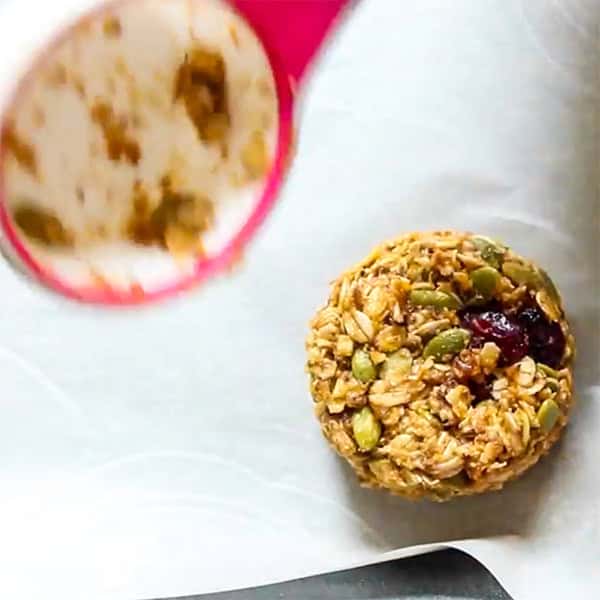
left=0, top=1, right=598, bottom=599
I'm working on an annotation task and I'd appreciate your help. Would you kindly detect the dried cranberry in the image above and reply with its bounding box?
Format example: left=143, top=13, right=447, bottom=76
left=518, top=307, right=565, bottom=368
left=467, top=378, right=493, bottom=404
left=461, top=308, right=529, bottom=366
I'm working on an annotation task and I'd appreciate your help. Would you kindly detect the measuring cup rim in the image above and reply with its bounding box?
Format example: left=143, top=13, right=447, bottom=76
left=0, top=0, right=296, bottom=306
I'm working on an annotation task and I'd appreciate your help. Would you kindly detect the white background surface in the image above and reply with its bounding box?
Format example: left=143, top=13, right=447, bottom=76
left=0, top=1, right=598, bottom=599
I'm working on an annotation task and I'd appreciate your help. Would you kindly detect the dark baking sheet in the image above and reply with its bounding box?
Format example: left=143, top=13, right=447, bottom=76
left=164, top=550, right=512, bottom=600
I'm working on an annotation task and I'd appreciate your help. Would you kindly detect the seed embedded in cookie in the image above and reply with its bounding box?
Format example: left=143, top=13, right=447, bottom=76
left=306, top=230, right=575, bottom=501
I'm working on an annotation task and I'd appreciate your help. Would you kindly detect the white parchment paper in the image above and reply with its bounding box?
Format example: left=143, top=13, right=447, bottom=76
left=0, top=1, right=598, bottom=599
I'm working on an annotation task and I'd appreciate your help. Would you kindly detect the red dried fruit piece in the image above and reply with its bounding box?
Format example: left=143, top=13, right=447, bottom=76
left=517, top=307, right=566, bottom=369
left=461, top=309, right=529, bottom=366
left=467, top=378, right=493, bottom=404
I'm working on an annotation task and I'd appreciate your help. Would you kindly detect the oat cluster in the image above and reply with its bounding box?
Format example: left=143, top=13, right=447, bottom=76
left=306, top=231, right=574, bottom=500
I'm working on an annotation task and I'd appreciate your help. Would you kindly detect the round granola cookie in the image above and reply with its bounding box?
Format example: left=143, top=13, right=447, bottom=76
left=306, top=231, right=575, bottom=501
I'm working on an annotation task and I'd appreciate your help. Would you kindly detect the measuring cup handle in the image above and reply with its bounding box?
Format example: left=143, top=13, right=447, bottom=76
left=231, top=0, right=352, bottom=83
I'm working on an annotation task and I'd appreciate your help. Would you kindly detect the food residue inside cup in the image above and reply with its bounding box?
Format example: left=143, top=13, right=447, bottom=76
left=0, top=0, right=278, bottom=291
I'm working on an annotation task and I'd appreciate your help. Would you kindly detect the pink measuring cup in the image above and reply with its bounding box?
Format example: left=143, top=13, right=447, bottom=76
left=0, top=0, right=353, bottom=305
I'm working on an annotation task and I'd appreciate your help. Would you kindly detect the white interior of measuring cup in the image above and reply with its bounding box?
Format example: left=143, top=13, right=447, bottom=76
left=0, top=0, right=277, bottom=292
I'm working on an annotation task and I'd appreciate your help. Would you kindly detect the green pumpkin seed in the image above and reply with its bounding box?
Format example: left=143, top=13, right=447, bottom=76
left=464, top=295, right=488, bottom=308
left=536, top=269, right=563, bottom=321
left=423, top=328, right=470, bottom=361
left=537, top=363, right=561, bottom=379
left=470, top=266, right=501, bottom=298
left=471, top=236, right=506, bottom=268
left=536, top=289, right=561, bottom=322
left=502, top=261, right=541, bottom=287
left=352, top=406, right=381, bottom=451
left=538, top=268, right=560, bottom=303
left=409, top=289, right=462, bottom=310
left=537, top=398, right=561, bottom=433
left=351, top=349, right=377, bottom=383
